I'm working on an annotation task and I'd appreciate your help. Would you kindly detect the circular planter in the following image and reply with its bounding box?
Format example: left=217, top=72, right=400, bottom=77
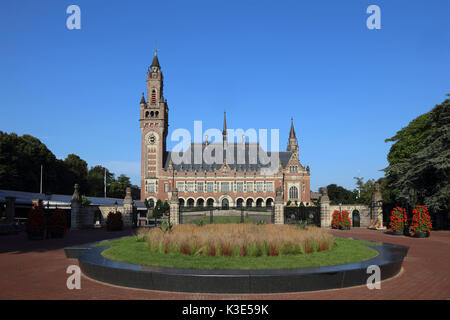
left=414, top=232, right=426, bottom=238
left=391, top=230, right=403, bottom=235
left=66, top=239, right=410, bottom=294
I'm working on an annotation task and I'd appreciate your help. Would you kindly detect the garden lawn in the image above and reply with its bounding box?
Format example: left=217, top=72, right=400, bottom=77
left=95, top=236, right=379, bottom=270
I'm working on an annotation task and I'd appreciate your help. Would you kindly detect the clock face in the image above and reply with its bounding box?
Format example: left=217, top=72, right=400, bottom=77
left=149, top=135, right=156, bottom=144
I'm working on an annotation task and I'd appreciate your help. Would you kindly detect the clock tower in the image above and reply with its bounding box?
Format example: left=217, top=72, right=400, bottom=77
left=140, top=50, right=169, bottom=201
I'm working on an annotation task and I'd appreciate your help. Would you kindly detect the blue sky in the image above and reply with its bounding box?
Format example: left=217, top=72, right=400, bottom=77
left=1, top=0, right=449, bottom=192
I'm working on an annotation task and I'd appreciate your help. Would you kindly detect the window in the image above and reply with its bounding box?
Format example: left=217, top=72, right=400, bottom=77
left=302, top=182, right=305, bottom=193
left=151, top=89, right=157, bottom=104
left=237, top=182, right=244, bottom=193
left=197, top=182, right=204, bottom=192
left=187, top=182, right=194, bottom=192
left=256, top=181, right=263, bottom=192
left=266, top=182, right=274, bottom=192
left=289, top=186, right=298, bottom=199
left=247, top=182, right=253, bottom=192
left=177, top=182, right=184, bottom=192
left=221, top=182, right=230, bottom=192
left=207, top=182, right=214, bottom=193
left=164, top=183, right=168, bottom=193
left=146, top=183, right=155, bottom=193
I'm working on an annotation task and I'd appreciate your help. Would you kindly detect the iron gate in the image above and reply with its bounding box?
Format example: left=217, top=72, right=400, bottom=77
left=178, top=205, right=275, bottom=224
left=284, top=206, right=321, bottom=227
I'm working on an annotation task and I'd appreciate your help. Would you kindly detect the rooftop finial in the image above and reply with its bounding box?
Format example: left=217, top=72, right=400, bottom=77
left=154, top=41, right=158, bottom=56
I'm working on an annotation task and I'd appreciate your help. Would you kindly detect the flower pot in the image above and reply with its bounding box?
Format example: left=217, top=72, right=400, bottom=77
left=391, top=230, right=403, bottom=235
left=414, top=232, right=426, bottom=238
left=27, top=233, right=44, bottom=240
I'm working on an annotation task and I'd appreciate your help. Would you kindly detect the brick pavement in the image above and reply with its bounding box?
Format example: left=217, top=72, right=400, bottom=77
left=0, top=228, right=449, bottom=300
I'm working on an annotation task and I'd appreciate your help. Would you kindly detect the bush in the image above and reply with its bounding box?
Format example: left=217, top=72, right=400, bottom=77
left=410, top=205, right=432, bottom=235
left=25, top=205, right=46, bottom=237
left=48, top=208, right=67, bottom=237
left=106, top=211, right=123, bottom=231
left=389, top=206, right=407, bottom=233
left=331, top=210, right=351, bottom=230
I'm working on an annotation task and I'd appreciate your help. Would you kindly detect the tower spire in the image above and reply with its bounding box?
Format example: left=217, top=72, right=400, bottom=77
left=223, top=111, right=228, bottom=144
left=289, top=117, right=296, bottom=139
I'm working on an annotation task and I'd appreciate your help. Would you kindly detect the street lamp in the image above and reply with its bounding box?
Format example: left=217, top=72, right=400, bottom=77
left=114, top=201, right=118, bottom=213
left=339, top=202, right=342, bottom=213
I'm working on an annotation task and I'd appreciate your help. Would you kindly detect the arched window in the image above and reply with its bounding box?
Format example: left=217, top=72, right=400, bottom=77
left=155, top=111, right=159, bottom=118
left=151, top=89, right=157, bottom=104
left=150, top=111, right=154, bottom=117
left=289, top=186, right=298, bottom=199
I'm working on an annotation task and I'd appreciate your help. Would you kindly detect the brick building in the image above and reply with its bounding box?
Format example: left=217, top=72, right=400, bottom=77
left=139, top=53, right=311, bottom=208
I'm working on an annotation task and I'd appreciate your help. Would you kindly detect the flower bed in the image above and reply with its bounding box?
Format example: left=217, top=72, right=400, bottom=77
left=140, top=224, right=335, bottom=257
left=331, top=210, right=351, bottom=230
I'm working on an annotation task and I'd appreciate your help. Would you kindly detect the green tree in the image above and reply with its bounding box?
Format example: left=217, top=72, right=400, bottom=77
left=87, top=166, right=114, bottom=197
left=108, top=174, right=132, bottom=198
left=326, top=184, right=356, bottom=205
left=64, top=154, right=88, bottom=193
left=384, top=96, right=450, bottom=228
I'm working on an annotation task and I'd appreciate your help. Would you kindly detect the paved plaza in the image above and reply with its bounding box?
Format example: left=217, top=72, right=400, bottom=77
left=0, top=228, right=449, bottom=300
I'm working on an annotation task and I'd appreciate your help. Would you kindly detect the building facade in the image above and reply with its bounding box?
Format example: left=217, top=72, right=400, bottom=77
left=140, top=53, right=311, bottom=208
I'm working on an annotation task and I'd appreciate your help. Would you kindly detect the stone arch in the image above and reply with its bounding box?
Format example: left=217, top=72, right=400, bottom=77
left=178, top=198, right=185, bottom=207
left=146, top=197, right=156, bottom=208
left=221, top=198, right=229, bottom=210
left=186, top=198, right=195, bottom=208
left=352, top=209, right=360, bottom=227
left=256, top=198, right=264, bottom=207
left=236, top=198, right=244, bottom=208
left=246, top=197, right=254, bottom=208
left=206, top=198, right=215, bottom=208
left=196, top=198, right=205, bottom=208
left=266, top=197, right=274, bottom=207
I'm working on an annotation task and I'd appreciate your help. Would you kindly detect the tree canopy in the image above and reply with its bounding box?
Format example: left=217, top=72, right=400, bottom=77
left=0, top=131, right=140, bottom=199
left=384, top=97, right=450, bottom=214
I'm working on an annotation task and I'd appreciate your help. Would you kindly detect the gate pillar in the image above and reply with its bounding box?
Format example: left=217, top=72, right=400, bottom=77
left=274, top=187, right=284, bottom=225
left=169, top=188, right=180, bottom=225
left=320, top=187, right=331, bottom=228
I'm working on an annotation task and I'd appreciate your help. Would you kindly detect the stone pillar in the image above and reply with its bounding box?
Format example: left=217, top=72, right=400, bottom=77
left=320, top=187, right=331, bottom=228
left=122, top=187, right=133, bottom=227
left=274, top=187, right=284, bottom=224
left=371, top=183, right=383, bottom=227
left=5, top=197, right=16, bottom=224
left=169, top=188, right=179, bottom=225
left=70, top=184, right=81, bottom=230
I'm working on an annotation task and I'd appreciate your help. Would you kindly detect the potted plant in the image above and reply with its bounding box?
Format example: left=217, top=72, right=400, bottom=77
left=409, top=205, right=432, bottom=238
left=106, top=211, right=124, bottom=231
left=340, top=210, right=351, bottom=230
left=331, top=210, right=341, bottom=229
left=25, top=205, right=46, bottom=240
left=331, top=210, right=351, bottom=230
left=48, top=208, right=67, bottom=238
left=389, top=206, right=407, bottom=235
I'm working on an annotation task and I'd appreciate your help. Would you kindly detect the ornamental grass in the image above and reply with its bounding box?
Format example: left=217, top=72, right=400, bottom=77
left=141, top=224, right=335, bottom=257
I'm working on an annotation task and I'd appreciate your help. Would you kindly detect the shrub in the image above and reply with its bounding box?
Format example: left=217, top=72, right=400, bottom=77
left=389, top=206, right=407, bottom=233
left=106, top=211, right=123, bottom=231
left=410, top=205, right=432, bottom=235
left=25, top=205, right=46, bottom=237
left=48, top=208, right=67, bottom=237
left=331, top=210, right=351, bottom=230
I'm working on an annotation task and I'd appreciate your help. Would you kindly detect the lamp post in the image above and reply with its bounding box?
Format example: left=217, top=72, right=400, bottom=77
left=114, top=201, right=118, bottom=213
left=339, top=202, right=342, bottom=213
